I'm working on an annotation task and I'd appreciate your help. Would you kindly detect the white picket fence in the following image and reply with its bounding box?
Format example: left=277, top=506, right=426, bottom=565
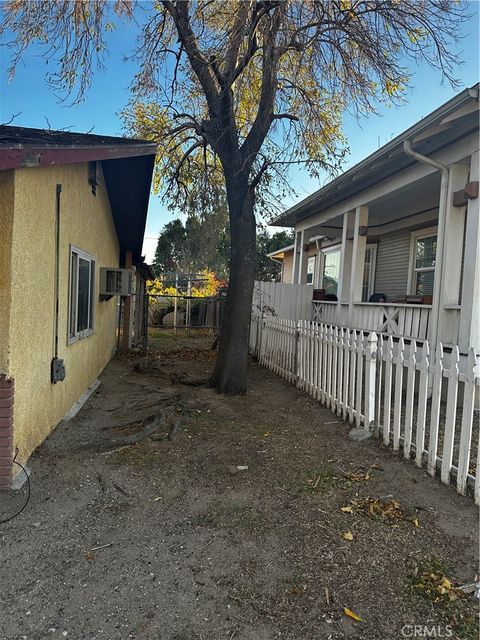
left=251, top=317, right=480, bottom=503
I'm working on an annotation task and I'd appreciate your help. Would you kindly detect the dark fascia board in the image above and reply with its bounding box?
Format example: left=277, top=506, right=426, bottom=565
left=0, top=123, right=157, bottom=170
left=272, top=83, right=479, bottom=227
left=0, top=143, right=157, bottom=171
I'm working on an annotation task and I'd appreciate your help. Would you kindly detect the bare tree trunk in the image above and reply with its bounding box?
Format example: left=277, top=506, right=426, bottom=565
left=211, top=173, right=256, bottom=394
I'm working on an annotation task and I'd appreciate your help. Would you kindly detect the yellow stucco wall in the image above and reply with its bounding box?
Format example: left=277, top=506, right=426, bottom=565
left=282, top=252, right=294, bottom=284
left=0, top=170, right=15, bottom=375
left=8, top=162, right=119, bottom=465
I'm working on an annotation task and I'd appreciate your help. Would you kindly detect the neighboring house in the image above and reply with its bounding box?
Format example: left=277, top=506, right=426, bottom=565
left=270, top=84, right=480, bottom=358
left=267, top=244, right=294, bottom=283
left=0, top=126, right=156, bottom=489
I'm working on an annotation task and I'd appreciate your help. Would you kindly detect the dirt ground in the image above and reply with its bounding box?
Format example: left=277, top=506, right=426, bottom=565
left=1, top=331, right=478, bottom=640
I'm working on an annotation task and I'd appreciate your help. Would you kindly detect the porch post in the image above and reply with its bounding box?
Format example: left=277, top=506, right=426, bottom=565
left=437, top=162, right=470, bottom=347
left=348, top=205, right=368, bottom=326
left=121, top=249, right=133, bottom=352
left=296, top=229, right=305, bottom=284
left=459, top=151, right=480, bottom=354
left=292, top=229, right=303, bottom=285
left=337, top=211, right=354, bottom=325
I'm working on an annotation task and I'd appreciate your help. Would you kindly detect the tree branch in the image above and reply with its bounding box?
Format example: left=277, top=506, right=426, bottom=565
left=162, top=0, right=220, bottom=115
left=272, top=113, right=299, bottom=122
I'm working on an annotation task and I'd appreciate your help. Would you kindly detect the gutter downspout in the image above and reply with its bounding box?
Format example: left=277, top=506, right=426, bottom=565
left=403, top=140, right=449, bottom=368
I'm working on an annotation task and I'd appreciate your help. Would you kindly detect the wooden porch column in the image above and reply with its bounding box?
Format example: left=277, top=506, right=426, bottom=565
left=294, top=229, right=305, bottom=284
left=348, top=206, right=368, bottom=326
left=438, top=162, right=470, bottom=347
left=337, top=211, right=355, bottom=324
left=459, top=151, right=480, bottom=353
left=122, top=250, right=133, bottom=353
left=292, top=230, right=303, bottom=285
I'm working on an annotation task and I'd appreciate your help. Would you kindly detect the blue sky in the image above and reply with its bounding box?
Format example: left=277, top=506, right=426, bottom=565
left=0, top=5, right=478, bottom=262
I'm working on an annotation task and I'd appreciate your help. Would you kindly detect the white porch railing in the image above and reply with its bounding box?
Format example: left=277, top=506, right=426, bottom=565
left=312, top=300, right=339, bottom=324
left=250, top=316, right=480, bottom=503
left=313, top=301, right=433, bottom=342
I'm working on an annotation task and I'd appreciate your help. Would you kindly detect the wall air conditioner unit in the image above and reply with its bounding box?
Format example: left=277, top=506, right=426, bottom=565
left=99, top=267, right=134, bottom=297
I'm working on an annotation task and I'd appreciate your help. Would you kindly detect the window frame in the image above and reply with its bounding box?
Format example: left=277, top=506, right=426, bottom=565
left=407, top=226, right=438, bottom=296
left=68, top=245, right=96, bottom=345
left=362, top=244, right=378, bottom=302
left=319, top=243, right=377, bottom=299
left=319, top=245, right=341, bottom=294
left=306, top=254, right=316, bottom=285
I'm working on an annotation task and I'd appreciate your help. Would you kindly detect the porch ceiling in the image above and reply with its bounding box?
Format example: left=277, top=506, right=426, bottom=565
left=304, top=172, right=441, bottom=241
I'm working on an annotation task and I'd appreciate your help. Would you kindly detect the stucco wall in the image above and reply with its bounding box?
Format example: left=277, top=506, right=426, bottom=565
left=8, top=162, right=119, bottom=465
left=0, top=170, right=14, bottom=375
left=282, top=253, right=294, bottom=284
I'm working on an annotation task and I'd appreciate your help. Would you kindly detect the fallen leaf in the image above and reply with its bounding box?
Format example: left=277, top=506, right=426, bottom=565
left=412, top=517, right=420, bottom=528
left=84, top=553, right=95, bottom=561
left=263, top=432, right=271, bottom=437
left=341, top=506, right=353, bottom=513
left=343, top=531, right=354, bottom=541
left=439, top=577, right=452, bottom=591
left=344, top=607, right=362, bottom=622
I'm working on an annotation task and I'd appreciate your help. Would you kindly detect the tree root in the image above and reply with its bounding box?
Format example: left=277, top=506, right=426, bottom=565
left=97, top=411, right=169, bottom=453
left=170, top=372, right=209, bottom=387
left=96, top=399, right=190, bottom=453
left=168, top=405, right=189, bottom=441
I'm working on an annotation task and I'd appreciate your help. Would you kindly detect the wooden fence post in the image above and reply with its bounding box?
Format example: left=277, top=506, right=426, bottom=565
left=457, top=348, right=478, bottom=495
left=364, top=331, right=378, bottom=431
left=294, top=321, right=300, bottom=387
left=427, top=344, right=443, bottom=476
left=415, top=341, right=430, bottom=467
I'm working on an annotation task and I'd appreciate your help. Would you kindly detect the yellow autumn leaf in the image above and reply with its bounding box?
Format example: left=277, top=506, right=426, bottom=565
left=439, top=577, right=452, bottom=591
left=341, top=506, right=353, bottom=513
left=412, top=517, right=420, bottom=528
left=344, top=607, right=362, bottom=622
left=343, top=531, right=354, bottom=541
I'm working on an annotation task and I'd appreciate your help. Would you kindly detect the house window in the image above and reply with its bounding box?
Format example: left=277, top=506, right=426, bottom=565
left=68, top=246, right=95, bottom=343
left=410, top=229, right=437, bottom=296
left=321, top=247, right=340, bottom=295
left=306, top=255, right=315, bottom=285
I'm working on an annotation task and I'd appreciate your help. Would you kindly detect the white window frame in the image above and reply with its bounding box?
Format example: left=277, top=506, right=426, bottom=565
left=363, top=244, right=378, bottom=302
left=407, top=226, right=438, bottom=296
left=319, top=244, right=341, bottom=292
left=68, top=245, right=96, bottom=344
left=306, top=255, right=316, bottom=285
left=319, top=244, right=377, bottom=298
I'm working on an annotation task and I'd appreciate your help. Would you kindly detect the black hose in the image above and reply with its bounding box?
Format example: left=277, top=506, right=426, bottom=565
left=0, top=450, right=31, bottom=525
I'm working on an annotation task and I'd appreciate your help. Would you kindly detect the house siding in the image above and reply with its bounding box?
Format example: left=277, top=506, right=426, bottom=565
left=373, top=229, right=411, bottom=299
left=7, top=162, right=120, bottom=471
